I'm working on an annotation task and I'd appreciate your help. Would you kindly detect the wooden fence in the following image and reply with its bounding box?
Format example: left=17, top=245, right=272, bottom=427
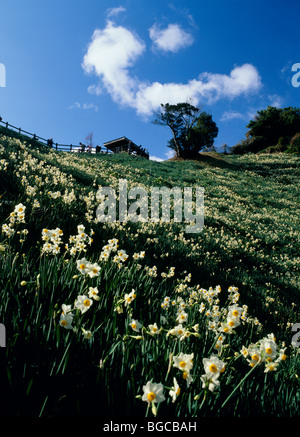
left=0, top=118, right=110, bottom=154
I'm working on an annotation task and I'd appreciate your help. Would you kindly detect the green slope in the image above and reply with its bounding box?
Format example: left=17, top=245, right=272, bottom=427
left=0, top=132, right=299, bottom=417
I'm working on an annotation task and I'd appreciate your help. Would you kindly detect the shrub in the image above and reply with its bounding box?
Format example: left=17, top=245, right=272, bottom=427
left=287, top=133, right=300, bottom=154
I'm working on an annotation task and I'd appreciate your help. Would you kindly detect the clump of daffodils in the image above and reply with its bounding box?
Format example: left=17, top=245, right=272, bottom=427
left=112, top=249, right=129, bottom=267
left=132, top=251, right=145, bottom=261
left=62, top=188, right=76, bottom=205
left=241, top=333, right=287, bottom=372
left=2, top=203, right=26, bottom=238
left=161, top=266, right=175, bottom=278
left=66, top=224, right=93, bottom=256
left=145, top=265, right=158, bottom=277
left=0, top=158, right=8, bottom=171
left=76, top=257, right=101, bottom=278
left=113, top=288, right=137, bottom=314
left=41, top=227, right=64, bottom=255
left=99, top=238, right=119, bottom=262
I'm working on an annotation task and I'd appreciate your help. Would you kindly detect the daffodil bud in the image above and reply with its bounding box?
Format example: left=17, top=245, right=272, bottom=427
left=151, top=402, right=157, bottom=416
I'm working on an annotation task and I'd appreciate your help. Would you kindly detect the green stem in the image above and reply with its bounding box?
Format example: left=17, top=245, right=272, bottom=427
left=218, top=362, right=258, bottom=413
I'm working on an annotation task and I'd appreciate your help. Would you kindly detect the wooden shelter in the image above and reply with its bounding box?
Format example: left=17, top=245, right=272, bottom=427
left=103, top=136, right=149, bottom=159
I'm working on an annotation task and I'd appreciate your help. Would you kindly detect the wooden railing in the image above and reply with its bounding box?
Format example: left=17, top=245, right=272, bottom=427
left=0, top=118, right=110, bottom=154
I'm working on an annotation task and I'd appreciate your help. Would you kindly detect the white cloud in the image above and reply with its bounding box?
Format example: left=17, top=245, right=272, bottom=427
left=268, top=94, right=283, bottom=108
left=149, top=23, right=194, bottom=53
left=165, top=150, right=175, bottom=159
left=82, top=22, right=262, bottom=117
left=106, top=6, right=126, bottom=18
left=69, top=102, right=98, bottom=111
left=135, top=64, right=262, bottom=115
left=87, top=84, right=103, bottom=96
left=220, top=111, right=244, bottom=121
left=150, top=150, right=175, bottom=161
left=82, top=21, right=145, bottom=108
left=150, top=155, right=164, bottom=162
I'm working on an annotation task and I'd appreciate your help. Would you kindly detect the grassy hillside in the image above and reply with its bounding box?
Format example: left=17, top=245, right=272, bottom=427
left=0, top=133, right=299, bottom=418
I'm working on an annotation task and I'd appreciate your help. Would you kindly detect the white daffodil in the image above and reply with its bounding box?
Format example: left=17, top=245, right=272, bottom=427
left=176, top=310, right=188, bottom=324
left=260, top=338, right=278, bottom=362
left=246, top=345, right=262, bottom=367
left=75, top=295, right=93, bottom=314
left=200, top=374, right=220, bottom=392
left=142, top=381, right=165, bottom=405
left=167, top=324, right=186, bottom=339
left=124, top=289, right=137, bottom=307
left=130, top=319, right=142, bottom=332
left=169, top=378, right=181, bottom=403
left=61, top=304, right=73, bottom=314
left=86, top=262, right=101, bottom=278
left=59, top=313, right=74, bottom=330
left=203, top=355, right=226, bottom=378
left=88, top=287, right=100, bottom=301
left=173, top=352, right=194, bottom=374
left=76, top=258, right=89, bottom=274
left=182, top=370, right=193, bottom=388
left=82, top=328, right=93, bottom=339
left=226, top=315, right=240, bottom=329
left=148, top=323, right=160, bottom=336
left=264, top=362, right=279, bottom=372
left=227, top=304, right=243, bottom=318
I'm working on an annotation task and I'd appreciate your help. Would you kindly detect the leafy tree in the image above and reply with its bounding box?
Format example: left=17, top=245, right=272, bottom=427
left=188, top=112, right=219, bottom=156
left=246, top=106, right=300, bottom=150
left=153, top=103, right=218, bottom=158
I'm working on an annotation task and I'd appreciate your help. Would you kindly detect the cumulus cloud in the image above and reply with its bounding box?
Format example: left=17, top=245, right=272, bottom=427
left=135, top=64, right=262, bottom=115
left=82, top=21, right=262, bottom=117
left=149, top=23, right=194, bottom=53
left=82, top=21, right=145, bottom=108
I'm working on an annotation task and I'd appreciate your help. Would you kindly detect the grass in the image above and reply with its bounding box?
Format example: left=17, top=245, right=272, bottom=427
left=0, top=133, right=299, bottom=418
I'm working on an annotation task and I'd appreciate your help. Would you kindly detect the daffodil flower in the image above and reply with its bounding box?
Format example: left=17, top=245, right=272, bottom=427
left=75, top=295, right=93, bottom=314
left=173, top=352, right=194, bottom=374
left=130, top=319, right=142, bottom=332
left=169, top=378, right=181, bottom=403
left=142, top=381, right=165, bottom=406
left=59, top=313, right=74, bottom=330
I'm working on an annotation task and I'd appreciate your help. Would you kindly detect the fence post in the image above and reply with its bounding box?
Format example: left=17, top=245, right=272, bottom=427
left=70, top=144, right=72, bottom=152
left=56, top=143, right=58, bottom=150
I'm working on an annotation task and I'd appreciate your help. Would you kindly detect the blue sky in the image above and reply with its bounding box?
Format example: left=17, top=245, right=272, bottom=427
left=0, top=0, right=299, bottom=160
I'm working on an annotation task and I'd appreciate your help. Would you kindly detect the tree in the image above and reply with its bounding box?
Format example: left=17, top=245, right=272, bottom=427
left=153, top=103, right=218, bottom=158
left=246, top=106, right=300, bottom=150
left=85, top=132, right=94, bottom=148
left=188, top=112, right=219, bottom=156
